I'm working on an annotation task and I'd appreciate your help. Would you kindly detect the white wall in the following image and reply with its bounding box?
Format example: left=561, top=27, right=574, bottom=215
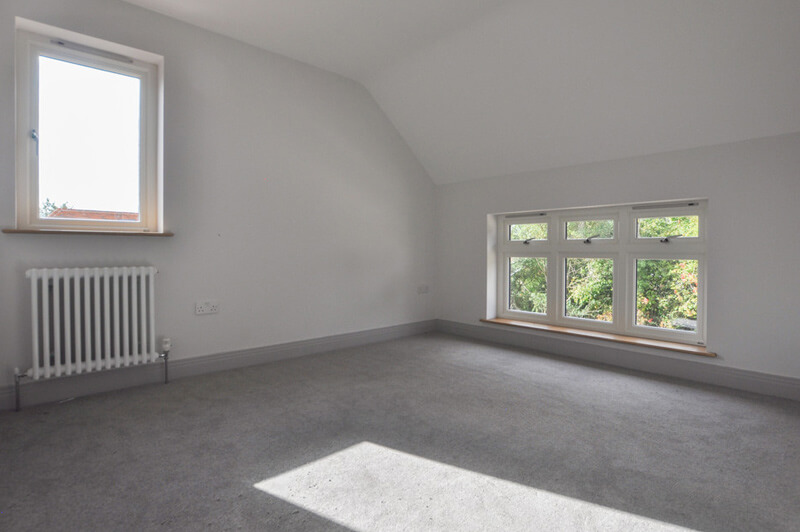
left=0, top=0, right=436, bottom=383
left=436, top=133, right=800, bottom=379
left=2, top=1, right=797, bottom=397
left=366, top=0, right=800, bottom=184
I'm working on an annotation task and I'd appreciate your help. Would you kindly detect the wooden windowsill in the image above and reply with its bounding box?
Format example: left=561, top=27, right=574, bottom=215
left=481, top=318, right=716, bottom=357
left=3, top=229, right=174, bottom=237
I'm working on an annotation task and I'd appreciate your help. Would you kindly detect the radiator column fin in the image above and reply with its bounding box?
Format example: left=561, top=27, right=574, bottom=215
left=24, top=266, right=159, bottom=381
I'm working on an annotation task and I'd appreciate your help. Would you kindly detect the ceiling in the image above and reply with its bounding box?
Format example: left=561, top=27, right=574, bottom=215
left=123, top=0, right=800, bottom=184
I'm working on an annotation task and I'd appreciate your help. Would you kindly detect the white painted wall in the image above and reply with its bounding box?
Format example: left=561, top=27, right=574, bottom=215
left=0, top=0, right=435, bottom=383
left=2, top=0, right=797, bottom=397
left=436, top=133, right=800, bottom=379
left=367, top=1, right=800, bottom=184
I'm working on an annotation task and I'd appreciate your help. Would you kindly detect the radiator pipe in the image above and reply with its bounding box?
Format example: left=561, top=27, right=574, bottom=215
left=159, top=350, right=170, bottom=384
left=14, top=368, right=29, bottom=412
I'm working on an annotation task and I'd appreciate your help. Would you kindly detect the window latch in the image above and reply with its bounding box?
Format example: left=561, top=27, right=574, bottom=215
left=583, top=234, right=601, bottom=244
left=660, top=235, right=682, bottom=243
left=31, top=129, right=39, bottom=156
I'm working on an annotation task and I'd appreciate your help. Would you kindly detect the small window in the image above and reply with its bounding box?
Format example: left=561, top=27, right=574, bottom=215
left=565, top=219, right=614, bottom=241
left=509, top=223, right=547, bottom=242
left=564, top=257, right=613, bottom=321
left=636, top=216, right=699, bottom=239
left=508, top=257, right=547, bottom=314
left=636, top=259, right=698, bottom=331
left=15, top=19, right=163, bottom=232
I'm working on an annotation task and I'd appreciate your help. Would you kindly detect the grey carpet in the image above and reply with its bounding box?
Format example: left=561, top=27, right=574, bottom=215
left=1, top=333, right=798, bottom=531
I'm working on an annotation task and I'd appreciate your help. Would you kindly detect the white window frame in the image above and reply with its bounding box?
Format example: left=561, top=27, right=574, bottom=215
left=627, top=253, right=706, bottom=343
left=505, top=214, right=550, bottom=243
left=15, top=18, right=164, bottom=233
left=496, top=200, right=707, bottom=346
left=560, top=211, right=619, bottom=244
left=630, top=205, right=704, bottom=242
left=503, top=253, right=554, bottom=320
left=559, top=252, right=619, bottom=331
left=500, top=213, right=554, bottom=321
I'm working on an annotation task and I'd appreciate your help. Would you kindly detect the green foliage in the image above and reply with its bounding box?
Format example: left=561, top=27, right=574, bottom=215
left=40, top=198, right=70, bottom=218
left=566, top=219, right=614, bottom=240
left=510, top=223, right=547, bottom=241
left=506, top=215, right=700, bottom=331
left=636, top=259, right=698, bottom=330
left=637, top=216, right=698, bottom=238
left=509, top=257, right=547, bottom=313
left=565, top=258, right=613, bottom=321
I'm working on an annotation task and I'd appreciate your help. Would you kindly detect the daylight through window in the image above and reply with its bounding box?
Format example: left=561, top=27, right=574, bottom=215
left=15, top=19, right=163, bottom=232
left=496, top=202, right=706, bottom=345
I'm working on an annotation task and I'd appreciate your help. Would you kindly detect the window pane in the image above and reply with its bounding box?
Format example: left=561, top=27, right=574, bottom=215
left=509, top=257, right=547, bottom=313
left=566, top=219, right=614, bottom=240
left=636, top=259, right=698, bottom=330
left=637, top=216, right=699, bottom=238
left=38, top=56, right=141, bottom=221
left=509, top=223, right=547, bottom=241
left=565, top=258, right=613, bottom=321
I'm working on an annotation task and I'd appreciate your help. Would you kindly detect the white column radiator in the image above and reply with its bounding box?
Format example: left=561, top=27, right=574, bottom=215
left=23, top=266, right=159, bottom=380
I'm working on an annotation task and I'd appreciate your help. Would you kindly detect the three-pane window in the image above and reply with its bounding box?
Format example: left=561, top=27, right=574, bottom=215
left=497, top=202, right=705, bottom=345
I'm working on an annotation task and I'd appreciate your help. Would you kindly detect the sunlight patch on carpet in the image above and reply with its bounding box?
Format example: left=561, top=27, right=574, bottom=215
left=254, top=442, right=695, bottom=531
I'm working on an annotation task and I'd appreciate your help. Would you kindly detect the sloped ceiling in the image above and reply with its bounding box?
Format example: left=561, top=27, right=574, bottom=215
left=123, top=0, right=800, bottom=184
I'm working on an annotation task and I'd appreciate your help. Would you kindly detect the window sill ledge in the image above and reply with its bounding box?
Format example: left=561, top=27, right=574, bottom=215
left=3, top=229, right=174, bottom=237
left=481, top=318, right=715, bottom=357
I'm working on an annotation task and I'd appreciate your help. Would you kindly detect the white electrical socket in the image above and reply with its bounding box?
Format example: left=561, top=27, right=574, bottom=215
left=161, top=337, right=172, bottom=351
left=195, top=300, right=219, bottom=315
